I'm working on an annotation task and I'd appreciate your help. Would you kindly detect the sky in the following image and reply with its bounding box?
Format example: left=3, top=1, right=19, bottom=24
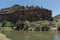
left=0, top=0, right=60, bottom=16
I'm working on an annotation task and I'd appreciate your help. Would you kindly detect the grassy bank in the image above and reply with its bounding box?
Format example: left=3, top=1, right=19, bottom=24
left=0, top=33, right=11, bottom=40
left=0, top=27, right=12, bottom=40
left=0, top=27, right=12, bottom=33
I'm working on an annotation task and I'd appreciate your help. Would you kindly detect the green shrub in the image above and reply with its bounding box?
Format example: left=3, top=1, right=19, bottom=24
left=4, top=22, right=13, bottom=27
left=0, top=23, right=2, bottom=27
left=15, top=20, right=21, bottom=27
left=40, top=20, right=49, bottom=27
left=56, top=21, right=60, bottom=27
left=23, top=20, right=30, bottom=27
left=55, top=19, right=60, bottom=23
left=31, top=22, right=40, bottom=28
left=2, top=20, right=14, bottom=27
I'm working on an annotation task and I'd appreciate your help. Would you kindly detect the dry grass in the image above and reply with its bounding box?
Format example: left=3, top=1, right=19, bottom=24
left=0, top=33, right=11, bottom=40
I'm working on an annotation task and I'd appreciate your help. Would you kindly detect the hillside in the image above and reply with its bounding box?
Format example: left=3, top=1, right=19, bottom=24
left=54, top=14, right=60, bottom=19
left=0, top=4, right=53, bottom=24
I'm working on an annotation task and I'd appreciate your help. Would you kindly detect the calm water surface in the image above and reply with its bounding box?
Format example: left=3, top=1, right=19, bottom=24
left=2, top=31, right=60, bottom=40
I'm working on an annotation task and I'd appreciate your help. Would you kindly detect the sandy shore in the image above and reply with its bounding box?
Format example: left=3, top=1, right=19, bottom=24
left=0, top=33, right=11, bottom=40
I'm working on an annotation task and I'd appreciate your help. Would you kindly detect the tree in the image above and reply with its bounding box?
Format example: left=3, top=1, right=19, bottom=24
left=28, top=6, right=35, bottom=9
left=15, top=20, right=23, bottom=30
left=2, top=20, right=14, bottom=27
left=0, top=23, right=2, bottom=27
left=35, top=6, right=40, bottom=9
left=2, top=20, right=6, bottom=27
left=23, top=20, right=30, bottom=30
left=40, top=20, right=49, bottom=31
left=30, top=21, right=41, bottom=31
left=26, top=6, right=29, bottom=8
left=56, top=21, right=60, bottom=31
left=4, top=21, right=13, bottom=27
left=40, top=20, right=49, bottom=27
left=11, top=4, right=22, bottom=10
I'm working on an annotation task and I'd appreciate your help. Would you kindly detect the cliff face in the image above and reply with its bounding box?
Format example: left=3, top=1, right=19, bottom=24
left=0, top=5, right=52, bottom=23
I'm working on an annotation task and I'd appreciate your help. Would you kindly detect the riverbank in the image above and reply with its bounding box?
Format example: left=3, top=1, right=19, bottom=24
left=0, top=27, right=58, bottom=32
left=0, top=27, right=12, bottom=33
left=0, top=33, right=11, bottom=40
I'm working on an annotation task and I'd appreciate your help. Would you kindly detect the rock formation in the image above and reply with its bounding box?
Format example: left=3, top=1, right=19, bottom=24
left=0, top=4, right=53, bottom=24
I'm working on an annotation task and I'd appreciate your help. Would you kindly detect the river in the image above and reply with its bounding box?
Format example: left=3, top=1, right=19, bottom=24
left=1, top=31, right=60, bottom=40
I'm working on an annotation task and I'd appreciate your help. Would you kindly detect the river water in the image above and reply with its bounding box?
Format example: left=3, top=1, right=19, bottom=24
left=2, top=31, right=60, bottom=40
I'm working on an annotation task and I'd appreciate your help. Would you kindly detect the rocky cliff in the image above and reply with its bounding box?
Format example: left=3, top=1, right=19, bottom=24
left=0, top=4, right=53, bottom=23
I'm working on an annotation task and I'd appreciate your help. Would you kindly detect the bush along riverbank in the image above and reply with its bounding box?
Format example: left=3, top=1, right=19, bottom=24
left=0, top=20, right=60, bottom=32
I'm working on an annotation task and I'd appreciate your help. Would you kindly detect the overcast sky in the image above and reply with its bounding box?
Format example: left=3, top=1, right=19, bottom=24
left=0, top=0, right=60, bottom=16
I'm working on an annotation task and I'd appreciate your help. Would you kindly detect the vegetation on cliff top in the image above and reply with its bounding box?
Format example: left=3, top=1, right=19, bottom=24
left=0, top=4, right=51, bottom=14
left=0, top=4, right=39, bottom=12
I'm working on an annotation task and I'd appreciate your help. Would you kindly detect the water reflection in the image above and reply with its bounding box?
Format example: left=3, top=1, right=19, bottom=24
left=2, top=31, right=60, bottom=40
left=54, top=33, right=60, bottom=40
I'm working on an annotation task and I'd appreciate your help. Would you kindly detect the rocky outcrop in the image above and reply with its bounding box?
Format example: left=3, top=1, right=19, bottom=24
left=0, top=5, right=53, bottom=23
